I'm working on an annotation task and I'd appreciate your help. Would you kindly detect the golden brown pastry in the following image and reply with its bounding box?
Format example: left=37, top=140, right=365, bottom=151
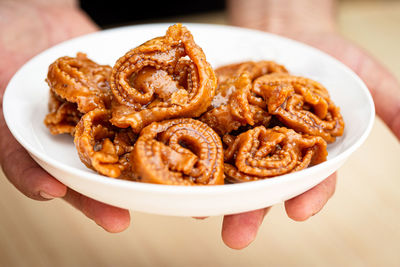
left=215, top=60, right=288, bottom=85
left=44, top=91, right=82, bottom=135
left=110, top=24, right=217, bottom=133
left=74, top=109, right=136, bottom=179
left=200, top=73, right=270, bottom=135
left=131, top=118, right=224, bottom=185
left=43, top=25, right=343, bottom=185
left=224, top=126, right=327, bottom=183
left=46, top=52, right=112, bottom=114
left=200, top=61, right=287, bottom=136
left=44, top=53, right=112, bottom=135
left=253, top=73, right=344, bottom=143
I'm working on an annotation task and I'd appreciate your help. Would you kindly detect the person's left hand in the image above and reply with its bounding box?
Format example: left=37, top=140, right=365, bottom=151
left=222, top=0, right=400, bottom=248
left=221, top=173, right=337, bottom=249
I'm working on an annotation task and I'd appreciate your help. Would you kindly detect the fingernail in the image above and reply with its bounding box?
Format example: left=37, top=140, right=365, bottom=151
left=40, top=191, right=56, bottom=199
left=193, top=216, right=207, bottom=220
left=311, top=210, right=319, bottom=217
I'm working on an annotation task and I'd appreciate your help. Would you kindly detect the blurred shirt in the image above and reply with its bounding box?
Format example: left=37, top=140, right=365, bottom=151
left=80, top=0, right=226, bottom=28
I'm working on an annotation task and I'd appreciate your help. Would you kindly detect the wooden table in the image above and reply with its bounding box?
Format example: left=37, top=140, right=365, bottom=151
left=1, top=1, right=399, bottom=266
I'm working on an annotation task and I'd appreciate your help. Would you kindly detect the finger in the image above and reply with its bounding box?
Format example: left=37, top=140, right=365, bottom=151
left=1, top=138, right=67, bottom=200
left=221, top=208, right=270, bottom=250
left=334, top=43, right=400, bottom=141
left=63, top=188, right=130, bottom=233
left=285, top=172, right=337, bottom=221
left=358, top=54, right=400, bottom=141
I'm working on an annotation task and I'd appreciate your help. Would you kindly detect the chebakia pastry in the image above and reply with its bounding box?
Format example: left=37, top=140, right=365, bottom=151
left=74, top=109, right=136, bottom=179
left=131, top=118, right=224, bottom=185
left=110, top=23, right=216, bottom=133
left=215, top=60, right=288, bottom=84
left=224, top=126, right=327, bottom=183
left=200, top=72, right=271, bottom=135
left=201, top=62, right=344, bottom=143
left=46, top=52, right=112, bottom=113
left=200, top=61, right=288, bottom=136
left=44, top=91, right=82, bottom=135
left=44, top=52, right=112, bottom=135
left=252, top=73, right=344, bottom=143
left=43, top=24, right=344, bottom=185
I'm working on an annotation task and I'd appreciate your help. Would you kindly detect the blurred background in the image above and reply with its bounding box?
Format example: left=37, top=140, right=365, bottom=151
left=1, top=0, right=400, bottom=266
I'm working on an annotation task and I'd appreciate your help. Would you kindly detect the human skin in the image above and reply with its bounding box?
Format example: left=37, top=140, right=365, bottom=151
left=0, top=0, right=130, bottom=233
left=225, top=0, right=400, bottom=249
left=1, top=0, right=399, bottom=250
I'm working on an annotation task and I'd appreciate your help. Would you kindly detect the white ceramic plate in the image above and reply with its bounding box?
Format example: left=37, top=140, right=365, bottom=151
left=3, top=23, right=374, bottom=217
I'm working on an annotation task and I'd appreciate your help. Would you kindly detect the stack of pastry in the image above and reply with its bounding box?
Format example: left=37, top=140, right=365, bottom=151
left=44, top=24, right=344, bottom=185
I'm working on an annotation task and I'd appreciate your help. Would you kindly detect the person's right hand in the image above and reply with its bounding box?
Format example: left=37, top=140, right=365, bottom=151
left=0, top=0, right=131, bottom=233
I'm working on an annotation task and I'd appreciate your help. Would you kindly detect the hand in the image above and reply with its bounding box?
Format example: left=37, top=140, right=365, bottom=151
left=222, top=0, right=400, bottom=250
left=0, top=0, right=131, bottom=233
left=221, top=173, right=337, bottom=249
